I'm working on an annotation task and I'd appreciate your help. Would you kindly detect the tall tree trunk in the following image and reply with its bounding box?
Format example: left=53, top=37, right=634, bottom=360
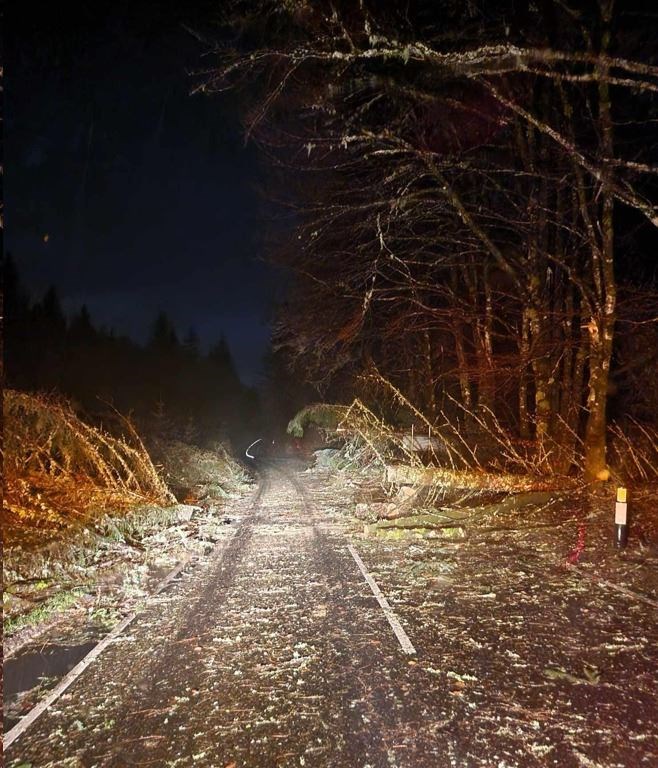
left=524, top=118, right=555, bottom=458
left=518, top=310, right=531, bottom=439
left=468, top=266, right=495, bottom=416
left=422, top=329, right=437, bottom=418
left=450, top=272, right=473, bottom=414
left=452, top=318, right=473, bottom=413
left=478, top=275, right=496, bottom=415
left=553, top=285, right=577, bottom=472
left=528, top=300, right=553, bottom=449
left=584, top=326, right=613, bottom=480
left=584, top=0, right=616, bottom=482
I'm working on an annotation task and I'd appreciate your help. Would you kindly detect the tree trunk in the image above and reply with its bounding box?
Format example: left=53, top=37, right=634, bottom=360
left=422, top=329, right=437, bottom=418
left=584, top=326, right=613, bottom=481
left=473, top=268, right=495, bottom=416
left=528, top=301, right=553, bottom=451
left=584, top=0, right=616, bottom=482
left=518, top=311, right=531, bottom=439
left=450, top=271, right=473, bottom=414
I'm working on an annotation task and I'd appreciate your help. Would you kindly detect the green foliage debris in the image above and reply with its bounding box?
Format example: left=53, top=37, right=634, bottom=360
left=286, top=404, right=348, bottom=438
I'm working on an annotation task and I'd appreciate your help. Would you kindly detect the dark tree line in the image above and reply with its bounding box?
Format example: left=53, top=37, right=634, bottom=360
left=3, top=255, right=260, bottom=445
left=198, top=0, right=658, bottom=478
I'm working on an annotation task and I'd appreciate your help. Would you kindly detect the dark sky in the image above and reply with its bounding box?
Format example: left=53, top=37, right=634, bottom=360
left=6, top=1, right=281, bottom=386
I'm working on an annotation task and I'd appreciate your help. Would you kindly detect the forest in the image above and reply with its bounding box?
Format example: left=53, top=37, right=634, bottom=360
left=4, top=5, right=658, bottom=765
left=199, top=0, right=658, bottom=481
left=3, top=254, right=261, bottom=446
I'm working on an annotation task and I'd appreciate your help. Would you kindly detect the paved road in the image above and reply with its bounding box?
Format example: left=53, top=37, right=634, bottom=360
left=6, top=460, right=657, bottom=767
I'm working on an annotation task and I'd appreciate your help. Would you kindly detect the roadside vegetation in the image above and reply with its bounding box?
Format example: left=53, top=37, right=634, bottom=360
left=2, top=259, right=258, bottom=653
left=4, top=390, right=173, bottom=546
left=3, top=389, right=251, bottom=655
left=288, top=374, right=658, bottom=546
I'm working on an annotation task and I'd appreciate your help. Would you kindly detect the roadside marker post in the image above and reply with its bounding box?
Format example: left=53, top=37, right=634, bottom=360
left=614, top=487, right=628, bottom=549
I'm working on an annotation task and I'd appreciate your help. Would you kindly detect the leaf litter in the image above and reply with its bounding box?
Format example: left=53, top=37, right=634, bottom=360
left=5, top=462, right=658, bottom=767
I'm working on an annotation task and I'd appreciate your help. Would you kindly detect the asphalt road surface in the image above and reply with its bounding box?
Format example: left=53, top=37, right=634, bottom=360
left=6, top=459, right=657, bottom=767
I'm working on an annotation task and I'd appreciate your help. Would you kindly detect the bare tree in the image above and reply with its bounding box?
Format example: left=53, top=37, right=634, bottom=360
left=199, top=0, right=658, bottom=478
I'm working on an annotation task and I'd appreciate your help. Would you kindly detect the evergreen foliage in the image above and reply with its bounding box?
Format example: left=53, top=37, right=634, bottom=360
left=3, top=254, right=261, bottom=446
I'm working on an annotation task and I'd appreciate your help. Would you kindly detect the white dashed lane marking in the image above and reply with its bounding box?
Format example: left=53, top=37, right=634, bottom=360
left=347, top=544, right=417, bottom=655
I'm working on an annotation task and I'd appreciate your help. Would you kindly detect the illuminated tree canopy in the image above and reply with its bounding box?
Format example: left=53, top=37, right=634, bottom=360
left=200, top=0, right=658, bottom=479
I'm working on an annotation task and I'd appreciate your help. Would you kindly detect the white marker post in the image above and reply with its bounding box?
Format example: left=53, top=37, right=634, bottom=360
left=614, top=487, right=628, bottom=549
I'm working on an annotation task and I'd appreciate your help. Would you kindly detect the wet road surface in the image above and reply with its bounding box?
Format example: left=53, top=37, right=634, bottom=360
left=5, top=459, right=657, bottom=767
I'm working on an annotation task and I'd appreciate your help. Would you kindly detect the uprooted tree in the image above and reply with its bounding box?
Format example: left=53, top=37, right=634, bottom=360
left=197, top=0, right=658, bottom=479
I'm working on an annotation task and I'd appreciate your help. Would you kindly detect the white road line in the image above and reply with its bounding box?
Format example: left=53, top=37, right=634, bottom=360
left=572, top=569, right=658, bottom=609
left=3, top=555, right=193, bottom=750
left=347, top=544, right=416, bottom=655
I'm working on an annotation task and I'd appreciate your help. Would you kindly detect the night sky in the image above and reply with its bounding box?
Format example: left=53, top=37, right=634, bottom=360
left=6, top=1, right=280, bottom=385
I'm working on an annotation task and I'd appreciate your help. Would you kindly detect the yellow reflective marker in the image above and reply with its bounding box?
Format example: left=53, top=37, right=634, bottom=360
left=617, top=487, right=627, bottom=503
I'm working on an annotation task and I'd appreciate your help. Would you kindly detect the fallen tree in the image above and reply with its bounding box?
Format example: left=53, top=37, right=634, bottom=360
left=3, top=390, right=174, bottom=544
